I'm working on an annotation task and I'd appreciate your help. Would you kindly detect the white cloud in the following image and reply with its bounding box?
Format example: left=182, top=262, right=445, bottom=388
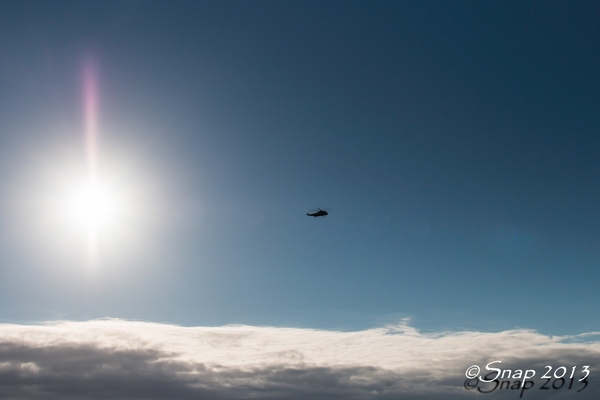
left=0, top=319, right=598, bottom=399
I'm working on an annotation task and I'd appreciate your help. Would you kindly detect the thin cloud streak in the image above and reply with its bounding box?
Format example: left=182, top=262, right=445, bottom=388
left=0, top=319, right=598, bottom=399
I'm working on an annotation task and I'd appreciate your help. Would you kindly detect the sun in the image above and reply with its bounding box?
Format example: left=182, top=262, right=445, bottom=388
left=68, top=183, right=117, bottom=229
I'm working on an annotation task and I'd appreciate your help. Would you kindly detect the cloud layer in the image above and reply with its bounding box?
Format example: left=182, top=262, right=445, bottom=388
left=0, top=319, right=598, bottom=399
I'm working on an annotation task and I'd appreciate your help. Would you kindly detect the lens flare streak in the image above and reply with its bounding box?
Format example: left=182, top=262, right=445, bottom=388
left=83, top=58, right=100, bottom=265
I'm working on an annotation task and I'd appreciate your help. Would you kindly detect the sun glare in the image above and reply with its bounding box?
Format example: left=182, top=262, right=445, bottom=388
left=60, top=178, right=129, bottom=267
left=68, top=184, right=117, bottom=229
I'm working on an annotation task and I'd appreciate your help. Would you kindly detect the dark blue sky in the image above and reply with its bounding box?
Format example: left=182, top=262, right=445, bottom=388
left=0, top=1, right=599, bottom=335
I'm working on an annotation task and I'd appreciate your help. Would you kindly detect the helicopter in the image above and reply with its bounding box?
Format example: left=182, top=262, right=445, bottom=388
left=307, top=208, right=330, bottom=217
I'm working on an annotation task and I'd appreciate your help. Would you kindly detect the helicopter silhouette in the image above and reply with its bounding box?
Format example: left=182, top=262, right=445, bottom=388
left=307, top=208, right=330, bottom=217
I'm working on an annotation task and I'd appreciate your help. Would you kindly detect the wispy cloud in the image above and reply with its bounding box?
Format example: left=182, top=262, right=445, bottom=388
left=0, top=319, right=598, bottom=399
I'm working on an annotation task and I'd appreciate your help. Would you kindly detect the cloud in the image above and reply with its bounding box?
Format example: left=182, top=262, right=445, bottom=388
left=0, top=319, right=598, bottom=399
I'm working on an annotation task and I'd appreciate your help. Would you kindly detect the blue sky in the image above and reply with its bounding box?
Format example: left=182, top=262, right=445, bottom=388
left=1, top=2, right=600, bottom=398
left=1, top=0, right=600, bottom=340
